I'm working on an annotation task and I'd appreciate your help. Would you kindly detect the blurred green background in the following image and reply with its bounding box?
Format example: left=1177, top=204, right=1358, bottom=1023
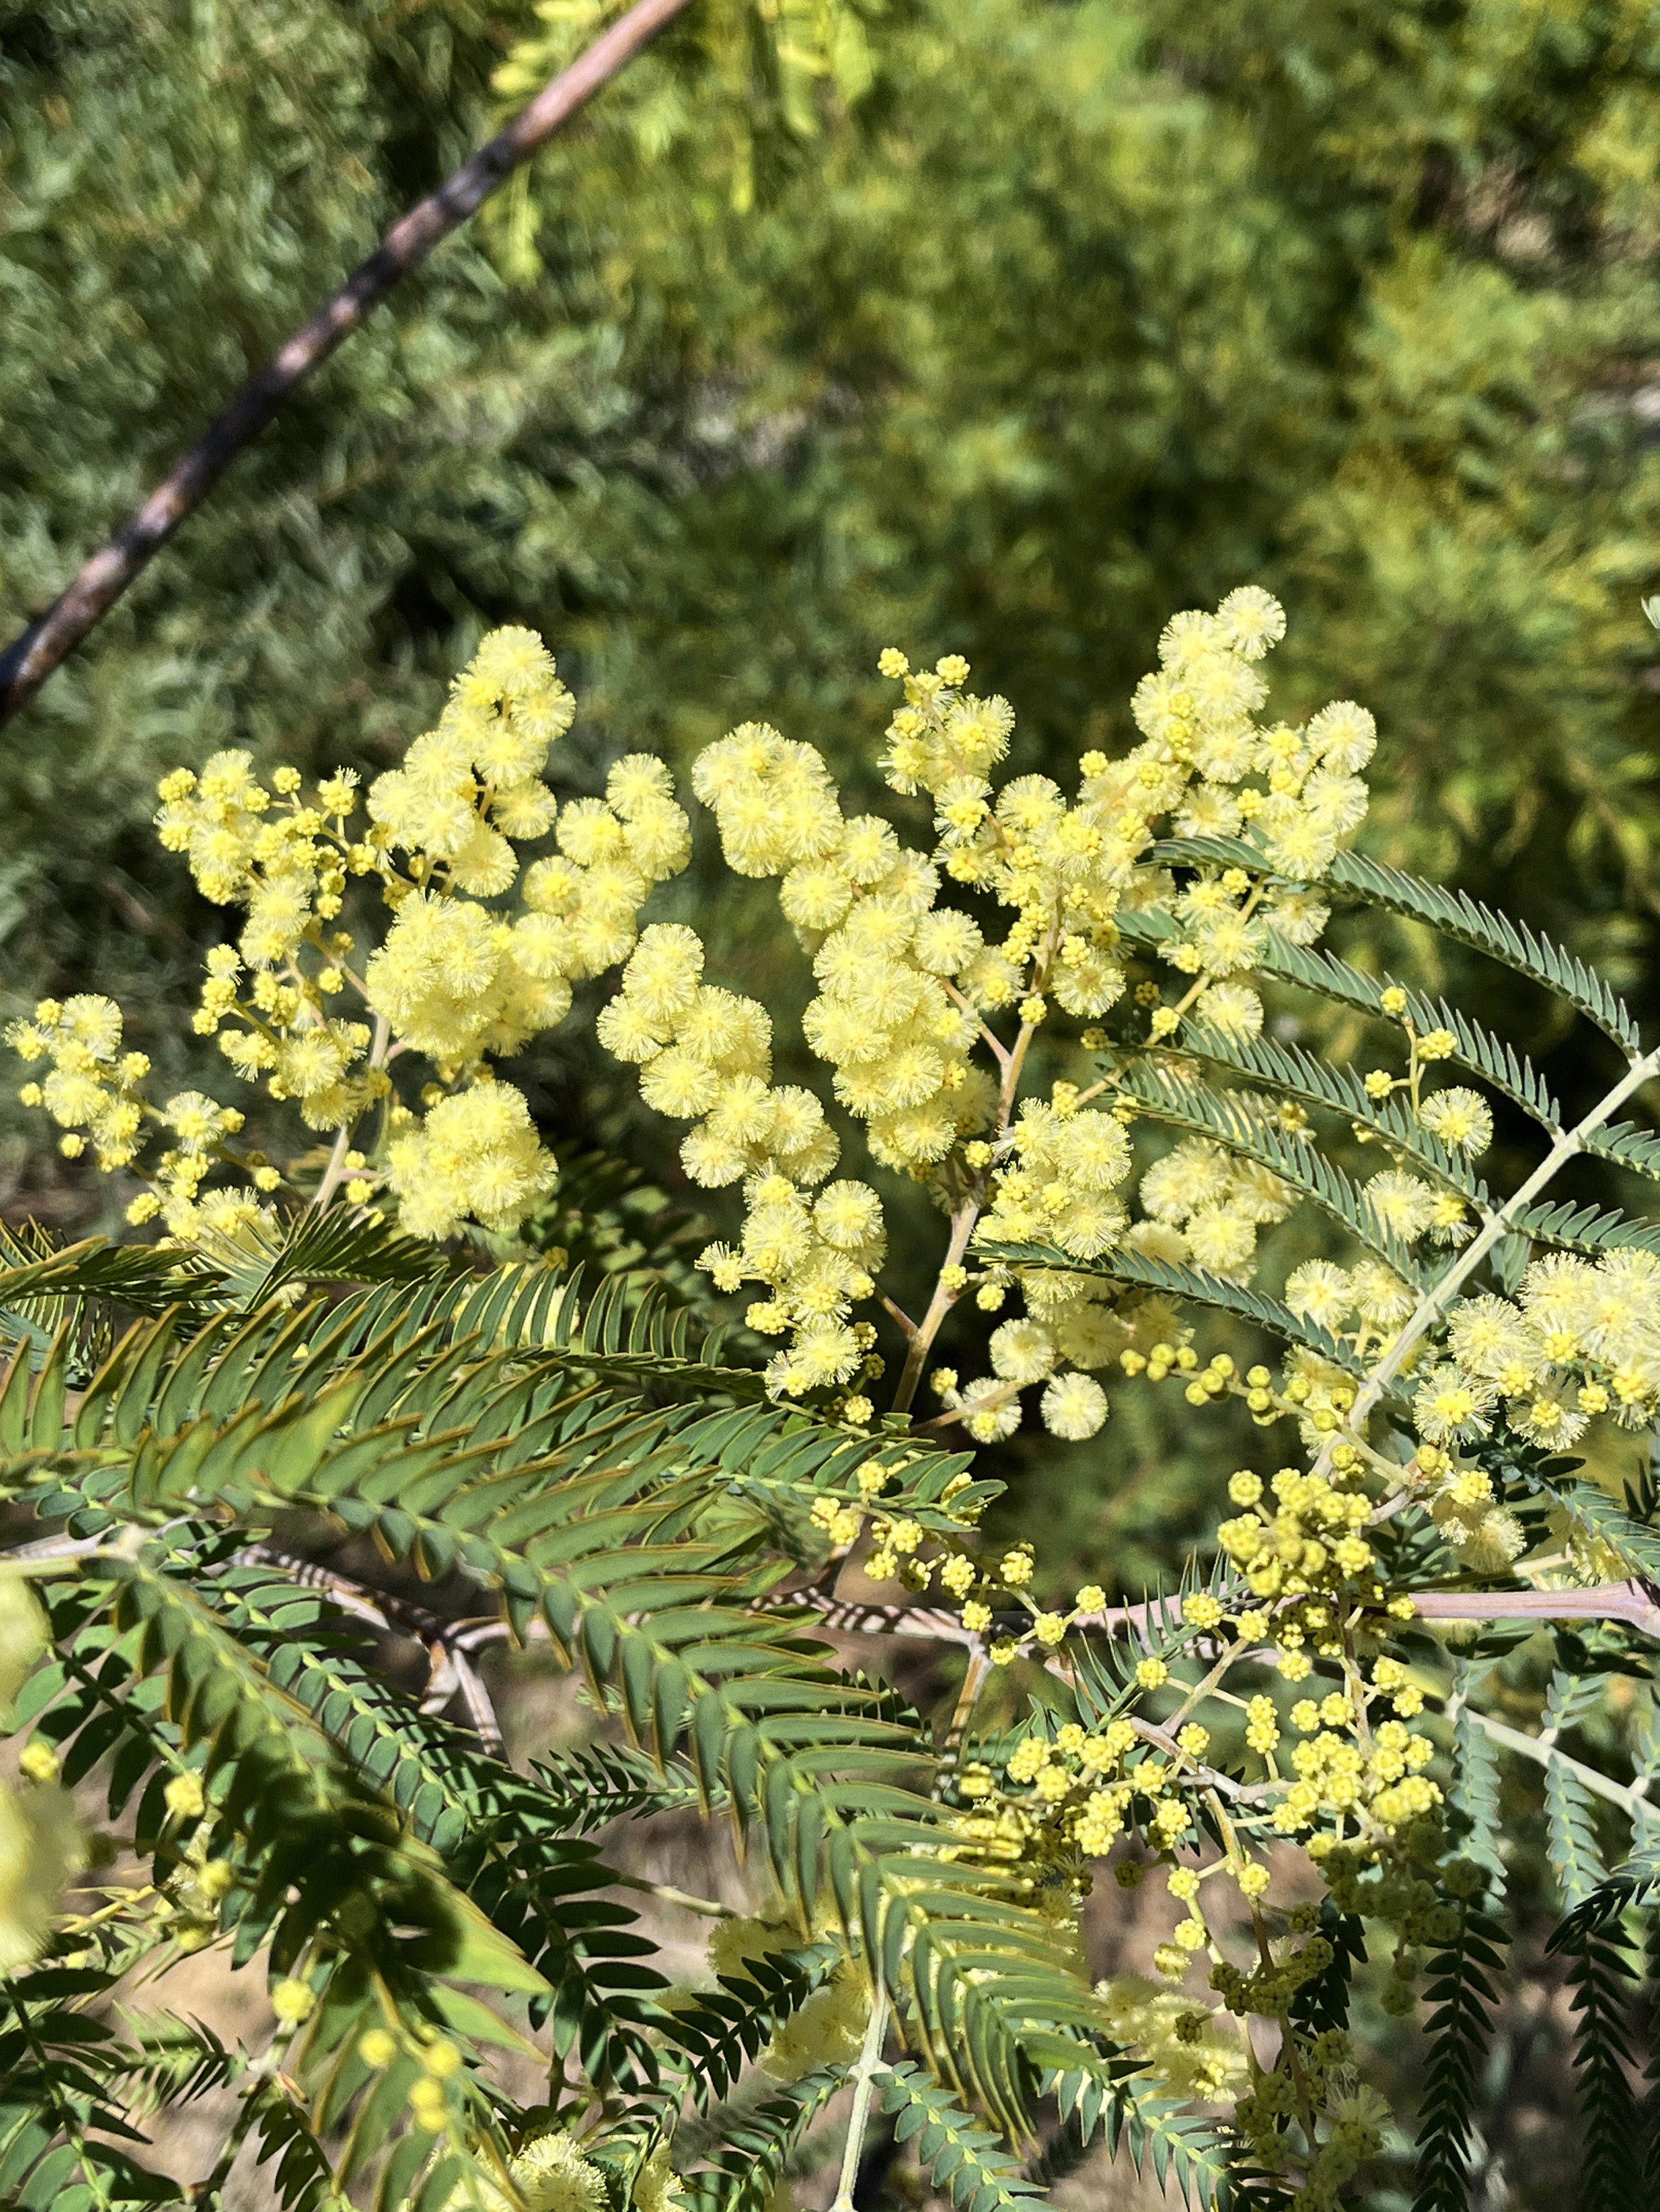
left=3, top=7, right=1660, bottom=2193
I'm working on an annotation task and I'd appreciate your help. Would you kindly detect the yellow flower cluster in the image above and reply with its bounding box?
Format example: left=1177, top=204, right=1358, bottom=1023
left=591, top=593, right=1375, bottom=1440
left=1285, top=1256, right=1416, bottom=1343
left=1132, top=1135, right=1296, bottom=1283
left=760, top=1965, right=871, bottom=2083
left=1132, top=591, right=1371, bottom=876
left=1421, top=1249, right=1660, bottom=1445
left=10, top=631, right=687, bottom=1248
left=599, top=917, right=881, bottom=1395
left=10, top=995, right=268, bottom=1242
left=695, top=720, right=990, bottom=1171
left=0, top=1776, right=84, bottom=1974
left=468, top=2130, right=608, bottom=2212
left=806, top=1461, right=988, bottom=1594
left=1399, top=1444, right=1525, bottom=1570
left=1276, top=1712, right=1440, bottom=1844
left=9, top=994, right=148, bottom=1168
left=954, top=1713, right=1213, bottom=1878
left=368, top=738, right=686, bottom=1070
left=1094, top=1973, right=1246, bottom=2104
left=384, top=1078, right=556, bottom=1241
left=1214, top=1463, right=1379, bottom=1608
left=974, top=1098, right=1133, bottom=1261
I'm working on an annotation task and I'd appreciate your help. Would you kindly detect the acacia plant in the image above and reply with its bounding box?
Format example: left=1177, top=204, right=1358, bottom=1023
left=5, top=596, right=1660, bottom=2211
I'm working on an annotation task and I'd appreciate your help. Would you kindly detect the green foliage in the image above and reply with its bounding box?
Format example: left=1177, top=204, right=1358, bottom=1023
left=881, top=2063, right=1047, bottom=2212
left=0, top=1217, right=1170, bottom=2202
left=1323, top=850, right=1644, bottom=1054
left=1410, top=1902, right=1507, bottom=2212
left=1547, top=1889, right=1646, bottom=2212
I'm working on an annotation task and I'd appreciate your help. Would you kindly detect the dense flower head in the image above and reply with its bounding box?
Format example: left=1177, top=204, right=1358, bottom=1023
left=384, top=1079, right=556, bottom=1241
left=10, top=631, right=691, bottom=1249
left=368, top=625, right=575, bottom=872
left=1397, top=1248, right=1660, bottom=1572
left=9, top=994, right=150, bottom=1171
left=1132, top=1136, right=1296, bottom=1286
left=477, top=2129, right=607, bottom=2212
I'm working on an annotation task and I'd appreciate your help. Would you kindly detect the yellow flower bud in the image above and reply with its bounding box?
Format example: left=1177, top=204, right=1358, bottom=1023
left=164, top=1772, right=206, bottom=1821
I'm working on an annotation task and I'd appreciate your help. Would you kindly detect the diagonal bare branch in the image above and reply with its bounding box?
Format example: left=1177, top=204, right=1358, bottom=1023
left=0, top=0, right=695, bottom=727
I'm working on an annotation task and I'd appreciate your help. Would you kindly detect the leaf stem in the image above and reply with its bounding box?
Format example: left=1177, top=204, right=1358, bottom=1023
left=612, top=1873, right=733, bottom=1919
left=829, top=1988, right=891, bottom=2212
left=891, top=1206, right=978, bottom=1416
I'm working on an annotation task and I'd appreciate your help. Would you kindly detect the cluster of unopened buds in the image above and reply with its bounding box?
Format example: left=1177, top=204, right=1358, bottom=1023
left=1218, top=1984, right=1390, bottom=2204
left=803, top=1460, right=980, bottom=1586
left=1118, top=1334, right=1365, bottom=1450
left=956, top=1715, right=1216, bottom=1897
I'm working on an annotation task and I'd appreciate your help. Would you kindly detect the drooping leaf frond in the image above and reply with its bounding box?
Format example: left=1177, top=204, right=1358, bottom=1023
left=1320, top=850, right=1643, bottom=1052
left=1409, top=1902, right=1506, bottom=2212
left=1547, top=1889, right=1646, bottom=2212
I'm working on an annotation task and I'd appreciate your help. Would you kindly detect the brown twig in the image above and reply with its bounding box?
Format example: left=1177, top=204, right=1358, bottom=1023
left=0, top=0, right=695, bottom=727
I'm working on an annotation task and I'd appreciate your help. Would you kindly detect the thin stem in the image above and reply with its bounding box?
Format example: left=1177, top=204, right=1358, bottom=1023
left=916, top=1376, right=1021, bottom=1432
left=945, top=981, right=1010, bottom=1071
left=1163, top=1641, right=1251, bottom=1736
left=937, top=1648, right=993, bottom=1777
left=613, top=1873, right=734, bottom=1920
left=310, top=1120, right=354, bottom=1215
left=996, top=1014, right=1039, bottom=1131
left=1325, top=1040, right=1660, bottom=1465
left=829, top=1990, right=890, bottom=2212
left=891, top=1206, right=978, bottom=1415
left=1450, top=1700, right=1654, bottom=1821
